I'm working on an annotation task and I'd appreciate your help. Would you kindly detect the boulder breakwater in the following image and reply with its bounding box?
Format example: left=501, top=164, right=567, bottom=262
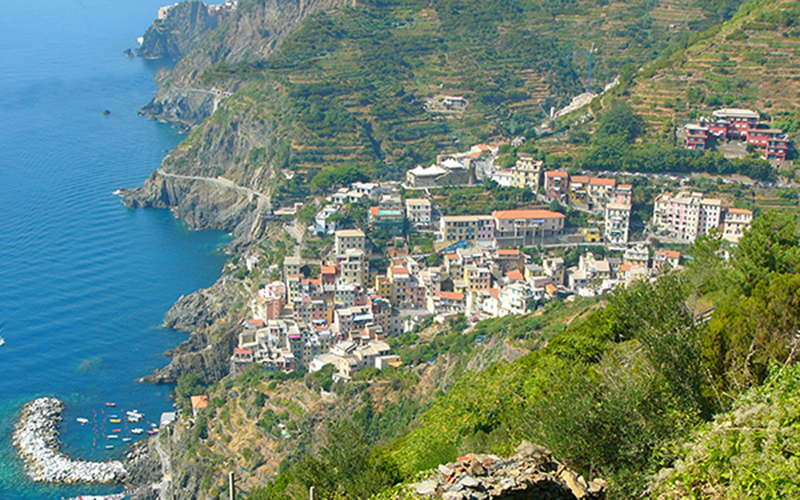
left=13, top=397, right=127, bottom=483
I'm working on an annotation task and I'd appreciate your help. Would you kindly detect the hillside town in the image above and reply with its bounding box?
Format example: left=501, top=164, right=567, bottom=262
left=231, top=116, right=760, bottom=382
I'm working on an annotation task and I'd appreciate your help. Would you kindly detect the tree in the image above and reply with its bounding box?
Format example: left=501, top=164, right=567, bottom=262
left=593, top=99, right=645, bottom=145
left=731, top=210, right=800, bottom=295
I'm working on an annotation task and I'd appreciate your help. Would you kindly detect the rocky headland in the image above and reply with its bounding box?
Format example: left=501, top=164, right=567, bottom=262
left=140, top=0, right=343, bottom=127
left=13, top=398, right=127, bottom=484
left=137, top=0, right=226, bottom=60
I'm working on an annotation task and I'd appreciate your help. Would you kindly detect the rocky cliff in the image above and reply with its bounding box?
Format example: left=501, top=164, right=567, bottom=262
left=137, top=0, right=225, bottom=60
left=140, top=0, right=342, bottom=127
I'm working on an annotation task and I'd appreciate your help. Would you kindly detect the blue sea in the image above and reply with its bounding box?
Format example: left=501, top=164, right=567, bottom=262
left=0, top=1, right=231, bottom=498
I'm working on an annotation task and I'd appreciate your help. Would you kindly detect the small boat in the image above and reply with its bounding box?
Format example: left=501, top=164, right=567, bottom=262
left=130, top=428, right=144, bottom=434
left=107, top=435, right=118, bottom=439
left=145, top=429, right=158, bottom=435
left=0, top=336, right=5, bottom=346
left=126, top=410, right=144, bottom=419
left=105, top=402, right=116, bottom=407
left=122, top=437, right=132, bottom=442
left=105, top=444, right=114, bottom=449
left=76, top=417, right=89, bottom=424
left=112, top=428, right=122, bottom=433
left=109, top=418, right=121, bottom=423
left=127, top=416, right=141, bottom=423
left=150, top=423, right=157, bottom=428
left=108, top=414, right=119, bottom=418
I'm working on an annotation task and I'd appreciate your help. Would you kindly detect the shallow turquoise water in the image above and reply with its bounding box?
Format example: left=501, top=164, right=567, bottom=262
left=0, top=1, right=230, bottom=497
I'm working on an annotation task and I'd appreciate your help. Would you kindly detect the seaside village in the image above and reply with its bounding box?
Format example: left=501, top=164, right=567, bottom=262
left=228, top=108, right=768, bottom=384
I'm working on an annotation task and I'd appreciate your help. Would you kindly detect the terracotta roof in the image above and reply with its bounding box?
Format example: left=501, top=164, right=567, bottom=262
left=667, top=251, right=681, bottom=259
left=492, top=209, right=565, bottom=220
left=390, top=267, right=409, bottom=275
left=619, top=264, right=632, bottom=272
left=233, top=348, right=253, bottom=355
left=545, top=171, right=568, bottom=177
left=370, top=206, right=380, bottom=215
left=507, top=270, right=524, bottom=281
left=248, top=319, right=264, bottom=327
left=309, top=279, right=322, bottom=285
left=590, top=177, right=616, bottom=186
left=545, top=283, right=557, bottom=294
left=446, top=254, right=459, bottom=260
left=490, top=288, right=499, bottom=299
left=191, top=395, right=209, bottom=410
left=617, top=184, right=632, bottom=189
left=321, top=265, right=336, bottom=274
left=570, top=175, right=590, bottom=183
left=497, top=249, right=520, bottom=256
left=441, top=291, right=464, bottom=301
left=728, top=208, right=753, bottom=215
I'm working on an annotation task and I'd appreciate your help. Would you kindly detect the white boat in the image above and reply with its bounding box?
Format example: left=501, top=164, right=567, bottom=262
left=76, top=417, right=89, bottom=424
left=130, top=428, right=144, bottom=434
left=126, top=410, right=144, bottom=419
left=0, top=336, right=4, bottom=346
left=107, top=435, right=118, bottom=439
left=122, top=437, right=132, bottom=442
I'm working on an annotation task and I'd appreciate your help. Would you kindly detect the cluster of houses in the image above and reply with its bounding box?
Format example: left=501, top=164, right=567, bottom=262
left=653, top=191, right=753, bottom=243
left=237, top=131, right=763, bottom=381
left=682, top=108, right=791, bottom=161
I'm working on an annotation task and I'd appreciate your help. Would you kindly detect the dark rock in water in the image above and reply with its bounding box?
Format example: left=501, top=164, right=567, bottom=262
left=123, top=48, right=134, bottom=58
left=102, top=110, right=111, bottom=116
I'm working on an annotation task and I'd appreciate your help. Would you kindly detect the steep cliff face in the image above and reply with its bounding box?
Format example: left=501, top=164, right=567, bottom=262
left=141, top=0, right=342, bottom=126
left=137, top=0, right=225, bottom=60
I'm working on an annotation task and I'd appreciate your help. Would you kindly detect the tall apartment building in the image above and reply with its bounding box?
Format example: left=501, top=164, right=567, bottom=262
left=405, top=198, right=432, bottom=228
left=722, top=208, right=754, bottom=243
left=652, top=192, right=722, bottom=242
left=544, top=171, right=569, bottom=204
left=334, top=229, right=366, bottom=255
left=492, top=209, right=565, bottom=246
left=509, top=153, right=544, bottom=189
left=604, top=202, right=631, bottom=245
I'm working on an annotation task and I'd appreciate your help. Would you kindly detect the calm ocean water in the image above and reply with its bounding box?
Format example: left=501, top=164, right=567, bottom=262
left=0, top=1, right=230, bottom=497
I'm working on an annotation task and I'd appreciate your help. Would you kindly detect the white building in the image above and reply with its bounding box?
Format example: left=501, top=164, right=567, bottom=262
left=604, top=202, right=631, bottom=245
left=405, top=198, right=432, bottom=228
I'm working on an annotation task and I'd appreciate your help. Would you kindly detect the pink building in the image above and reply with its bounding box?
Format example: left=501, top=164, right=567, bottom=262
left=544, top=171, right=569, bottom=204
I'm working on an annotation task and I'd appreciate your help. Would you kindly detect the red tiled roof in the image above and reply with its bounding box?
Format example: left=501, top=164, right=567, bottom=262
left=234, top=348, right=253, bottom=355
left=545, top=171, right=568, bottom=177
left=370, top=206, right=380, bottom=215
left=191, top=395, right=209, bottom=410
left=570, top=175, right=590, bottom=183
left=620, top=264, right=632, bottom=272
left=507, top=270, right=524, bottom=281
left=446, top=254, right=459, bottom=260
left=728, top=208, right=753, bottom=215
left=321, top=265, right=336, bottom=274
left=545, top=283, right=557, bottom=294
left=590, top=177, right=616, bottom=186
left=309, top=279, right=322, bottom=285
left=617, top=184, right=632, bottom=189
left=497, top=249, right=520, bottom=256
left=248, top=319, right=264, bottom=327
left=490, top=288, right=499, bottom=299
left=441, top=291, right=465, bottom=301
left=492, top=209, right=565, bottom=220
left=390, top=267, right=409, bottom=275
left=667, top=251, right=681, bottom=259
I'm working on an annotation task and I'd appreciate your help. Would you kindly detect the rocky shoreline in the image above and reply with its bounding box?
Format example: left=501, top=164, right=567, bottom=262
left=13, top=397, right=127, bottom=483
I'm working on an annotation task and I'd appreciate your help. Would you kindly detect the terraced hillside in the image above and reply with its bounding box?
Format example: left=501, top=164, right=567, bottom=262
left=629, top=0, right=800, bottom=135
left=150, top=0, right=739, bottom=204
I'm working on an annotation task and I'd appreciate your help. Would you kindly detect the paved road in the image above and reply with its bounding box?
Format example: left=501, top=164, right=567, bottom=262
left=157, top=169, right=271, bottom=209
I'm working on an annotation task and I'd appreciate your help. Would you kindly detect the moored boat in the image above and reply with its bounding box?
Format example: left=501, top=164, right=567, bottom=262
left=109, top=418, right=121, bottom=423
left=105, top=444, right=114, bottom=449
left=130, top=428, right=144, bottom=434
left=111, top=428, right=121, bottom=433
left=145, top=429, right=157, bottom=435
left=76, top=417, right=89, bottom=424
left=107, top=435, right=118, bottom=439
left=105, top=402, right=116, bottom=407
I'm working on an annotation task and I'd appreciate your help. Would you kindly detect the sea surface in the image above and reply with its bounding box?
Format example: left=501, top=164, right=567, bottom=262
left=0, top=1, right=231, bottom=498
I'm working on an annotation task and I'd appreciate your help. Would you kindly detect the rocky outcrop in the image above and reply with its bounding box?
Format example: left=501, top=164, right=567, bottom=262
left=137, top=0, right=227, bottom=60
left=141, top=0, right=343, bottom=126
left=164, top=274, right=245, bottom=332
left=121, top=170, right=267, bottom=250
left=409, top=442, right=606, bottom=500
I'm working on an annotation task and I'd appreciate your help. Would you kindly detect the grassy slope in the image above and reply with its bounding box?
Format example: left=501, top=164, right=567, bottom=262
left=161, top=0, right=728, bottom=194
left=629, top=0, right=800, bottom=135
